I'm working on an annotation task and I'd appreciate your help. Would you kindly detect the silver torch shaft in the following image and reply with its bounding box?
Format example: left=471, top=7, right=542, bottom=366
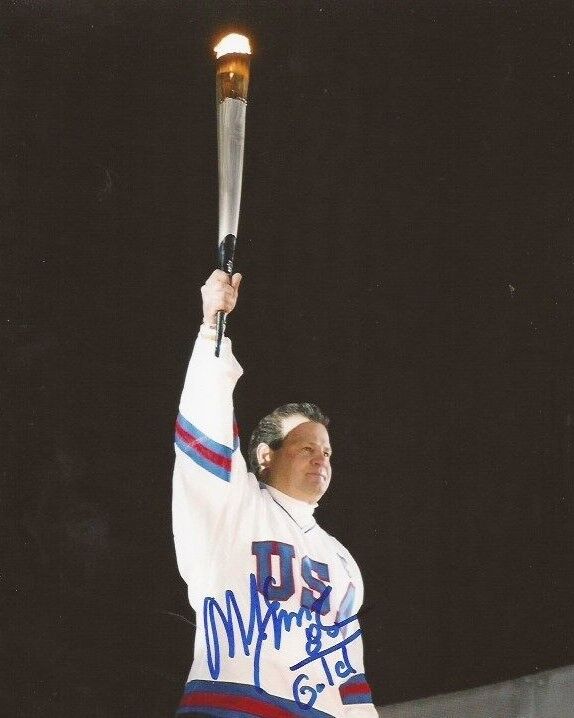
left=214, top=33, right=251, bottom=357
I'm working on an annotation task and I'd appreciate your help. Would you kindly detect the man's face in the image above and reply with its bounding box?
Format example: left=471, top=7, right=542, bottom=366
left=264, top=416, right=332, bottom=504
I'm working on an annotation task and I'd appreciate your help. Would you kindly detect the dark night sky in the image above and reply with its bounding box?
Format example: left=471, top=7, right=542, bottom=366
left=2, top=1, right=573, bottom=716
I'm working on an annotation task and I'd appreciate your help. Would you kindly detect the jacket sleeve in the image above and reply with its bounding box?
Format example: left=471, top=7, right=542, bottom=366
left=338, top=624, right=379, bottom=717
left=336, top=545, right=379, bottom=717
left=172, top=325, right=251, bottom=599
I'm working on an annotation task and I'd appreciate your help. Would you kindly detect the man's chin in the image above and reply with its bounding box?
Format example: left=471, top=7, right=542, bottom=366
left=304, top=482, right=329, bottom=503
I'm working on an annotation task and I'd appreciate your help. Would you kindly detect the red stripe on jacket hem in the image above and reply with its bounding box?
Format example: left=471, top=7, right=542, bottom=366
left=179, top=691, right=298, bottom=718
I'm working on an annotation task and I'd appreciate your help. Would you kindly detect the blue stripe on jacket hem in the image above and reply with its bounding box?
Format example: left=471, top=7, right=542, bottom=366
left=177, top=680, right=335, bottom=718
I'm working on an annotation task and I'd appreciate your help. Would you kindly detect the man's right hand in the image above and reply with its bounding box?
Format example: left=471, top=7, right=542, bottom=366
left=201, top=269, right=242, bottom=327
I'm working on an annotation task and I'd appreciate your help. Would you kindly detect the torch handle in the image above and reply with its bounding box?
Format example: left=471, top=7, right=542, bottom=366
left=215, top=233, right=237, bottom=357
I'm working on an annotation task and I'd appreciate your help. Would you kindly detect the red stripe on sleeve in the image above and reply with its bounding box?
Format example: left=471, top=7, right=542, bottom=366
left=175, top=422, right=232, bottom=472
left=340, top=682, right=371, bottom=697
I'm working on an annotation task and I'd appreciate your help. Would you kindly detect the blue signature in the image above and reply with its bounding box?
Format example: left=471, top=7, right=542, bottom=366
left=203, top=573, right=361, bottom=709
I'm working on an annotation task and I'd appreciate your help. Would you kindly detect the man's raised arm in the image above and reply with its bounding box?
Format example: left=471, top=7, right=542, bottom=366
left=172, top=270, right=248, bottom=598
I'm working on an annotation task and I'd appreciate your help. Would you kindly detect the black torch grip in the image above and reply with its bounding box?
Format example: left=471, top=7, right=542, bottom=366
left=215, top=233, right=237, bottom=357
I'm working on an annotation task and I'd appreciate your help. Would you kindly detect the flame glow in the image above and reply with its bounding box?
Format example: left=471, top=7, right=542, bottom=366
left=214, top=33, right=251, bottom=59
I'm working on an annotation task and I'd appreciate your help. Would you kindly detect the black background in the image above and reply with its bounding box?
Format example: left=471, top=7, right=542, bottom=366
left=3, top=1, right=573, bottom=716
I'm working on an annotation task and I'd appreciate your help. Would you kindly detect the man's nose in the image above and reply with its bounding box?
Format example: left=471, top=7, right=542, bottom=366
left=312, top=451, right=329, bottom=466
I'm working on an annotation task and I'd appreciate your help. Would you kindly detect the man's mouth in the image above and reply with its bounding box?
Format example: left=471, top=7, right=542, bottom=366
left=306, top=472, right=327, bottom=480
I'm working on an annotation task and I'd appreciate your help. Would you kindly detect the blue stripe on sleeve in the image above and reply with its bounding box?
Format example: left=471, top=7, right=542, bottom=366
left=177, top=413, right=233, bottom=459
left=175, top=434, right=231, bottom=482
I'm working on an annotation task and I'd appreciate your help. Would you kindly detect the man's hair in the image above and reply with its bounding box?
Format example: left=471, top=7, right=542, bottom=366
left=248, top=402, right=330, bottom=478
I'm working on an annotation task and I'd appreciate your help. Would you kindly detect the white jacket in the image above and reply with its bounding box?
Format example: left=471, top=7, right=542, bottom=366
left=173, top=326, right=378, bottom=718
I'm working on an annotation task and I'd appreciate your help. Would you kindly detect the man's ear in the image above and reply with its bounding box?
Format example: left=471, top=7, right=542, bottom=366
left=256, top=442, right=273, bottom=474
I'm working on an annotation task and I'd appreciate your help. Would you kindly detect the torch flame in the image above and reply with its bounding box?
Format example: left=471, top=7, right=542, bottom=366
left=214, top=33, right=251, bottom=59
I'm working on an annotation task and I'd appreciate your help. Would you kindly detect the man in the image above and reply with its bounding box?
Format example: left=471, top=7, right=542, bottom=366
left=173, top=270, right=377, bottom=717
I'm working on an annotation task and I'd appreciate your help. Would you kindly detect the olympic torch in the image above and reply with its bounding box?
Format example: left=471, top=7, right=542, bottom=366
left=214, top=33, right=252, bottom=356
